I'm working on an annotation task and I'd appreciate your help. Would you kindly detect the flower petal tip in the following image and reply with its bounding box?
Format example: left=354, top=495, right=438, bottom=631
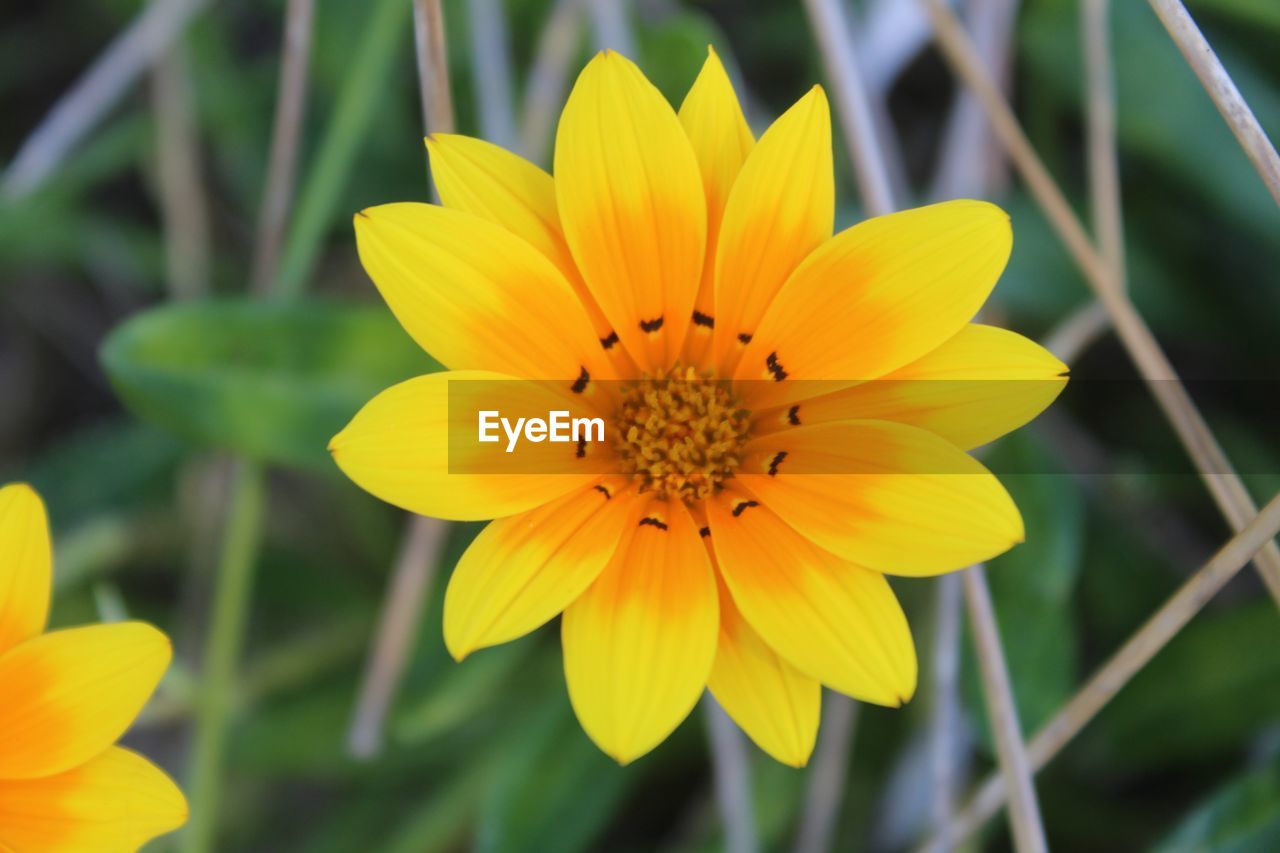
left=608, top=749, right=637, bottom=767
left=443, top=635, right=473, bottom=663
left=1, top=481, right=38, bottom=498
left=778, top=748, right=812, bottom=769
left=0, top=481, right=46, bottom=524
left=136, top=621, right=174, bottom=660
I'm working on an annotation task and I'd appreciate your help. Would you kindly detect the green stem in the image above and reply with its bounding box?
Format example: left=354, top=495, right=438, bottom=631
left=182, top=461, right=266, bottom=853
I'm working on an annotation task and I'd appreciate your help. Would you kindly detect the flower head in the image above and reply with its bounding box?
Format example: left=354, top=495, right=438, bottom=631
left=331, top=49, right=1067, bottom=766
left=0, top=483, right=187, bottom=849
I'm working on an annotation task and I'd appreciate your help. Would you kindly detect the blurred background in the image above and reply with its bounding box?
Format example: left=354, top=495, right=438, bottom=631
left=3, top=0, right=1280, bottom=850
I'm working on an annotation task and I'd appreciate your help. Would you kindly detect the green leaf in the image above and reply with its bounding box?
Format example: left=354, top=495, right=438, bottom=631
left=965, top=430, right=1086, bottom=751
left=394, top=642, right=534, bottom=746
left=474, top=695, right=635, bottom=853
left=1190, top=0, right=1280, bottom=32
left=100, top=298, right=436, bottom=470
left=14, top=419, right=184, bottom=527
left=1155, top=755, right=1280, bottom=852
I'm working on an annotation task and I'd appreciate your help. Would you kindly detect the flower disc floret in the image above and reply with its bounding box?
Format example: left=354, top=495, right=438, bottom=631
left=613, top=367, right=750, bottom=502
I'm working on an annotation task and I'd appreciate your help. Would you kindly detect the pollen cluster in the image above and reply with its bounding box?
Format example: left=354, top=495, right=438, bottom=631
left=613, top=367, right=751, bottom=502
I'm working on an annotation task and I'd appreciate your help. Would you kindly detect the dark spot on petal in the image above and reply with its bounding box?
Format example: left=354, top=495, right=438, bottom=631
left=600, top=330, right=619, bottom=350
left=594, top=484, right=612, bottom=499
left=640, top=315, right=664, bottom=333
left=639, top=516, right=669, bottom=531
left=571, top=367, right=590, bottom=394
left=692, top=310, right=715, bottom=329
left=699, top=526, right=711, bottom=538
left=737, top=332, right=753, bottom=345
left=766, top=352, right=788, bottom=381
left=731, top=500, right=760, bottom=518
left=767, top=451, right=788, bottom=476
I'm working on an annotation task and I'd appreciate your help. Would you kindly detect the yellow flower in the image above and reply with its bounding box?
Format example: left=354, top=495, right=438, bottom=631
left=0, top=483, right=187, bottom=849
left=331, top=49, right=1067, bottom=766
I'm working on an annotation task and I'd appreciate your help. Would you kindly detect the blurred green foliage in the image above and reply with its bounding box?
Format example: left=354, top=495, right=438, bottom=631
left=101, top=299, right=435, bottom=469
left=3, top=0, right=1280, bottom=851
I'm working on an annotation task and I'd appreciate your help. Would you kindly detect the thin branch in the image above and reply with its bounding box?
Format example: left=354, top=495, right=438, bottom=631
left=347, top=515, right=450, bottom=757
left=794, top=693, right=858, bottom=853
left=250, top=0, right=315, bottom=295
left=1083, top=0, right=1125, bottom=287
left=802, top=0, right=897, bottom=217
left=1045, top=0, right=1126, bottom=364
left=1042, top=300, right=1110, bottom=365
left=466, top=0, right=518, bottom=150
left=519, top=0, right=585, bottom=165
left=920, top=0, right=1280, bottom=606
left=150, top=41, right=211, bottom=300
left=1147, top=0, right=1280, bottom=209
left=930, top=0, right=1019, bottom=200
left=928, top=573, right=964, bottom=846
left=858, top=0, right=948, bottom=98
left=921, top=490, right=1280, bottom=852
left=704, top=696, right=760, bottom=853
left=963, top=567, right=1048, bottom=853
left=2, top=0, right=207, bottom=201
left=413, top=0, right=457, bottom=137
left=347, top=1, right=456, bottom=759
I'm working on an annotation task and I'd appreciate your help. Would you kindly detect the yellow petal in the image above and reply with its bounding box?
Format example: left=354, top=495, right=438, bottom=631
left=444, top=477, right=642, bottom=659
left=734, top=200, right=1013, bottom=408
left=0, top=622, right=171, bottom=779
left=707, top=486, right=916, bottom=706
left=354, top=202, right=614, bottom=384
left=757, top=325, right=1068, bottom=450
left=713, top=86, right=834, bottom=374
left=425, top=134, right=633, bottom=372
left=330, top=370, right=601, bottom=522
left=426, top=133, right=577, bottom=282
left=739, top=420, right=1023, bottom=575
left=707, top=569, right=820, bottom=766
left=562, top=499, right=718, bottom=764
left=0, top=484, right=51, bottom=657
left=0, top=747, right=187, bottom=852
left=677, top=46, right=755, bottom=368
left=555, top=51, right=707, bottom=372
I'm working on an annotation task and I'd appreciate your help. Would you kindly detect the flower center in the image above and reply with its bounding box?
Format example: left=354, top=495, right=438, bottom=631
left=613, top=367, right=751, bottom=502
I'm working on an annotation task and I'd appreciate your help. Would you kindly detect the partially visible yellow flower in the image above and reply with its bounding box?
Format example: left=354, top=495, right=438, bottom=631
left=331, top=49, right=1067, bottom=767
left=0, top=483, right=187, bottom=851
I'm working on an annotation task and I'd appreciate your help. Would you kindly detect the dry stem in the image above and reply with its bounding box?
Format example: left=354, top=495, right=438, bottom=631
left=920, top=0, right=1280, bottom=605
left=250, top=0, right=315, bottom=295
left=963, top=567, right=1048, bottom=853
left=921, top=491, right=1280, bottom=851
left=1148, top=0, right=1280, bottom=209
